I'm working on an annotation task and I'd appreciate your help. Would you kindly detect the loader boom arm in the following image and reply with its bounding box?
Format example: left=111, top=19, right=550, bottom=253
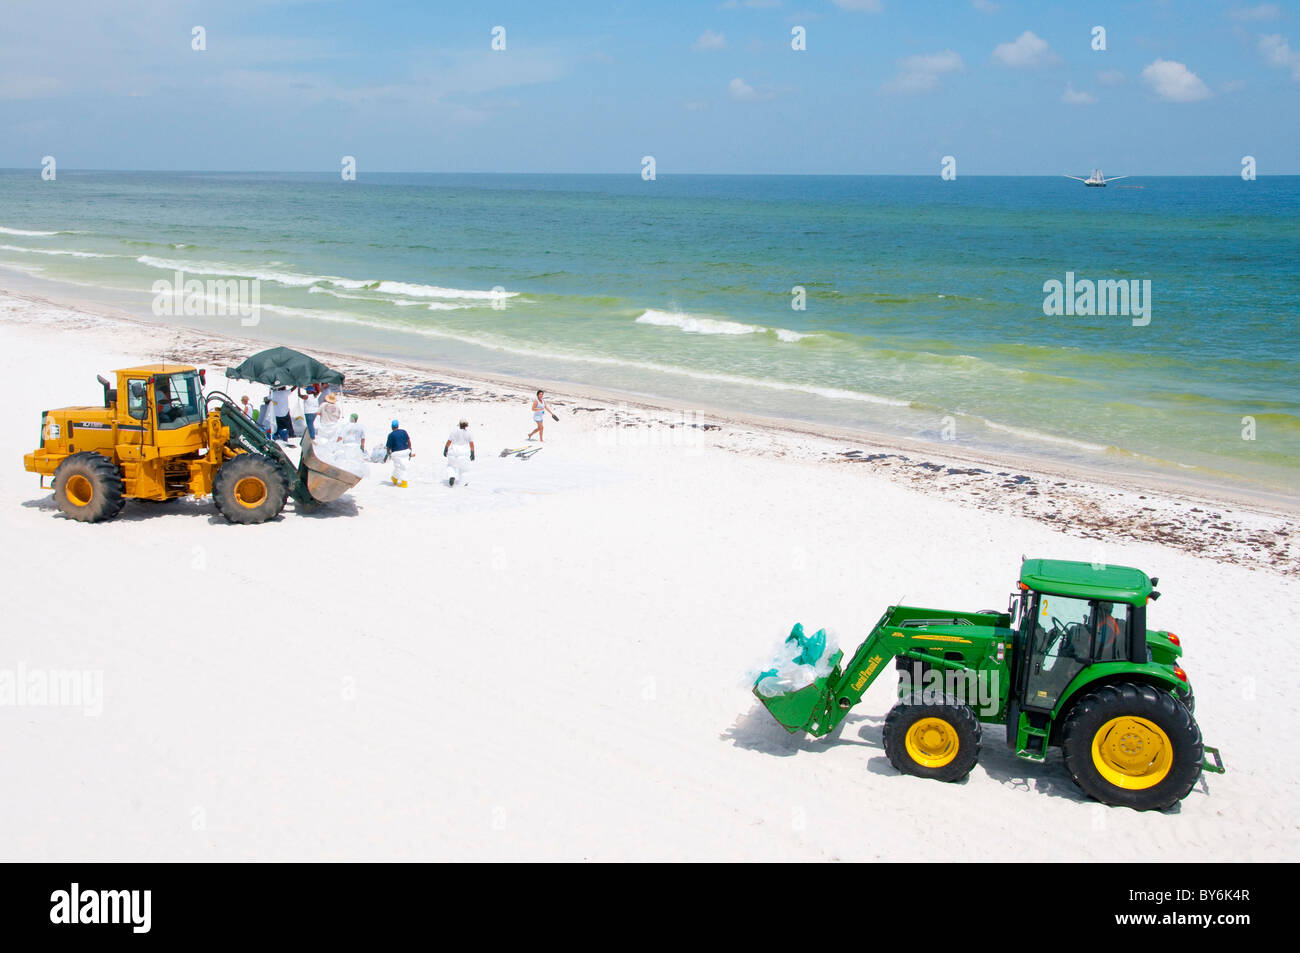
left=206, top=391, right=319, bottom=508
left=808, top=610, right=901, bottom=736
left=755, top=605, right=1012, bottom=737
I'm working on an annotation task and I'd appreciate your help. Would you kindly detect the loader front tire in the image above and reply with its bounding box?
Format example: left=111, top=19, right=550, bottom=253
left=883, top=695, right=981, bottom=783
left=53, top=452, right=126, bottom=523
left=213, top=454, right=288, bottom=524
left=1061, top=682, right=1202, bottom=811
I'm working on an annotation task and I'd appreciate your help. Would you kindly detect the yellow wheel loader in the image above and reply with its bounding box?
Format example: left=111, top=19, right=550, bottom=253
left=24, top=365, right=360, bottom=524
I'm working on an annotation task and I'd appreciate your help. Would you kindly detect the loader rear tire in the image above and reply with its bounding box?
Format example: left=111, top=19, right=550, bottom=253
left=213, top=454, right=288, bottom=524
left=1061, top=682, right=1202, bottom=811
left=883, top=694, right=981, bottom=783
left=53, top=452, right=126, bottom=523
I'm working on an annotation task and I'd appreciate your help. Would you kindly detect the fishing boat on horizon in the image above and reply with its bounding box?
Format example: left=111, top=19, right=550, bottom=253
left=1065, top=169, right=1129, bottom=187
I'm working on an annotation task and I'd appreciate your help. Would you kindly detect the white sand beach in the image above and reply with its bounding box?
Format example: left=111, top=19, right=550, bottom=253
left=1, top=286, right=1296, bottom=862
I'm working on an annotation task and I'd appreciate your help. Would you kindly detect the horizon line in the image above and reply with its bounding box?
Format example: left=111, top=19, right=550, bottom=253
left=3, top=168, right=1296, bottom=178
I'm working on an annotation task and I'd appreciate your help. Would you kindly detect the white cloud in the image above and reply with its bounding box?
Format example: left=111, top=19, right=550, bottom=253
left=1097, top=69, right=1126, bottom=86
left=1062, top=83, right=1097, bottom=104
left=1228, top=4, right=1281, bottom=21
left=972, top=0, right=999, bottom=11
left=729, top=77, right=765, bottom=100
left=1259, top=34, right=1300, bottom=80
left=693, top=29, right=727, bottom=51
left=993, top=31, right=1055, bottom=68
left=1140, top=59, right=1212, bottom=102
left=885, top=72, right=940, bottom=93
left=901, top=50, right=963, bottom=74
left=884, top=49, right=964, bottom=93
left=832, top=0, right=883, bottom=11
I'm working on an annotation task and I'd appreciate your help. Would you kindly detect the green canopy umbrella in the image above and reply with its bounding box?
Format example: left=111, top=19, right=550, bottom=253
left=226, top=347, right=344, bottom=388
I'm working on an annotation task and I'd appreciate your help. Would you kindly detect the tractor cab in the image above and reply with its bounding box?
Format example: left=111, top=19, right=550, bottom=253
left=115, top=366, right=205, bottom=431
left=1010, top=559, right=1155, bottom=712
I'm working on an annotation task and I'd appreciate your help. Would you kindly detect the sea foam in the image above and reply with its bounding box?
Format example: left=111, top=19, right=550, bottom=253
left=636, top=308, right=810, bottom=342
left=136, top=255, right=509, bottom=300
left=1, top=244, right=114, bottom=258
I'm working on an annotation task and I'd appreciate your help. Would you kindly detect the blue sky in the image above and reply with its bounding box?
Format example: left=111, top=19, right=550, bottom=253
left=1, top=0, right=1297, bottom=173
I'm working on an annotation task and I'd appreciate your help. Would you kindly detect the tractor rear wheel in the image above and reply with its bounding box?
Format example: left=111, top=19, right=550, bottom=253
left=52, top=452, right=126, bottom=523
left=212, top=454, right=288, bottom=524
left=1061, top=682, right=1202, bottom=811
left=883, top=694, right=981, bottom=782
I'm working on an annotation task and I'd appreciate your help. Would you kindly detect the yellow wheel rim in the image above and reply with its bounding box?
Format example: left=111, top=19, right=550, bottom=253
left=233, top=476, right=267, bottom=509
left=905, top=716, right=959, bottom=768
left=1091, top=716, right=1172, bottom=790
left=66, top=474, right=94, bottom=507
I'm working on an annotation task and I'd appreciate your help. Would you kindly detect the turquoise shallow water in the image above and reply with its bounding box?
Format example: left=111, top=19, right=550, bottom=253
left=1, top=171, right=1296, bottom=492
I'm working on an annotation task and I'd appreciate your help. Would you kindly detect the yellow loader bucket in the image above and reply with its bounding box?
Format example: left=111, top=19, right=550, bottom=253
left=298, top=433, right=362, bottom=503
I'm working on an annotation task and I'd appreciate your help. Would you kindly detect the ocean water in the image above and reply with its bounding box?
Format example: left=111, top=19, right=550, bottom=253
left=1, top=171, right=1296, bottom=494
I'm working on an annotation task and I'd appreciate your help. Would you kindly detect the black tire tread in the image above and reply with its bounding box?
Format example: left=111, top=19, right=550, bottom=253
left=52, top=452, right=126, bottom=523
left=1060, top=681, right=1202, bottom=811
left=212, top=454, right=289, bottom=524
left=882, top=693, right=982, bottom=783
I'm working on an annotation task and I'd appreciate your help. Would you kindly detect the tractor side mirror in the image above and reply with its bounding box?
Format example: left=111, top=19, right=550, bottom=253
left=199, top=368, right=207, bottom=387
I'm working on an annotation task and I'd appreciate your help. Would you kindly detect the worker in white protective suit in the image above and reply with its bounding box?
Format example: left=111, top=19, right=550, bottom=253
left=339, top=413, right=366, bottom=451
left=443, top=419, right=475, bottom=487
left=386, top=420, right=413, bottom=488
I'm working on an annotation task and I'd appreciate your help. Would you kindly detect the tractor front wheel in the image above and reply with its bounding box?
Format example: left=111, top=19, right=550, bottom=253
left=212, top=454, right=288, bottom=524
left=1061, top=682, right=1202, bottom=811
left=52, top=452, right=126, bottom=523
left=883, top=695, right=981, bottom=782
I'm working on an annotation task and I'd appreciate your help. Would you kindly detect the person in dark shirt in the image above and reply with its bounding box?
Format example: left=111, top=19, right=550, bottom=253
left=386, top=420, right=413, bottom=487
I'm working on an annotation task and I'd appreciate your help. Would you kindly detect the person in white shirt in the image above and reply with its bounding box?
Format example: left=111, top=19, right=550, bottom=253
left=298, top=386, right=320, bottom=439
left=339, top=413, right=366, bottom=452
left=317, top=391, right=342, bottom=440
left=527, top=389, right=557, bottom=442
left=270, top=386, right=294, bottom=443
left=443, top=420, right=475, bottom=487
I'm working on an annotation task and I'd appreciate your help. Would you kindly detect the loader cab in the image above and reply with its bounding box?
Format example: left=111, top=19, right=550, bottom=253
left=117, top=366, right=205, bottom=433
left=151, top=371, right=204, bottom=429
left=1011, top=559, right=1153, bottom=713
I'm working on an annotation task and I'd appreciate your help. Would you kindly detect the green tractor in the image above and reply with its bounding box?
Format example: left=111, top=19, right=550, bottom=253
left=754, top=558, right=1225, bottom=811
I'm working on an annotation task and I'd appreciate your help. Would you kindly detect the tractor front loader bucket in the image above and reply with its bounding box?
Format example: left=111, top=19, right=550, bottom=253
left=298, top=433, right=362, bottom=503
left=753, top=623, right=843, bottom=734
